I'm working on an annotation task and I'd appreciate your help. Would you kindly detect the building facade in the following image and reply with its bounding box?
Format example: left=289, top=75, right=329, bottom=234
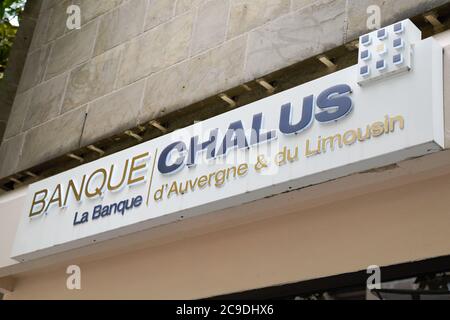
left=0, top=0, right=450, bottom=299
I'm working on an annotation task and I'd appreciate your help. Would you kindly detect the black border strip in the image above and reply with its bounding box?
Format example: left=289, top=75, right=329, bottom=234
left=208, top=255, right=450, bottom=300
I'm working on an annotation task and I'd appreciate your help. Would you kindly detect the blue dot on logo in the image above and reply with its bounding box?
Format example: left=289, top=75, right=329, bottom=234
left=393, top=38, right=403, bottom=49
left=360, top=65, right=370, bottom=76
left=361, top=34, right=371, bottom=46
left=394, top=22, right=404, bottom=34
left=360, top=50, right=370, bottom=60
left=376, top=59, right=386, bottom=70
left=393, top=53, right=403, bottom=65
left=377, top=29, right=387, bottom=40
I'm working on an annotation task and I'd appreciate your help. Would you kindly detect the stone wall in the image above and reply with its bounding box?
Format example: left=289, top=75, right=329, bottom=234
left=0, top=1, right=42, bottom=157
left=0, top=0, right=449, bottom=179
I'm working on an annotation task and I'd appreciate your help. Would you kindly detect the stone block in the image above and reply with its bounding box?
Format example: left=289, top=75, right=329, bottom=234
left=17, top=44, right=51, bottom=93
left=0, top=134, right=25, bottom=179
left=45, top=21, right=98, bottom=80
left=11, top=4, right=40, bottom=54
left=74, top=0, right=124, bottom=25
left=23, top=73, right=68, bottom=131
left=81, top=81, right=145, bottom=146
left=46, top=0, right=70, bottom=43
left=0, top=122, right=5, bottom=143
left=18, top=106, right=87, bottom=171
left=141, top=35, right=247, bottom=120
left=22, top=0, right=43, bottom=20
left=29, top=9, right=51, bottom=53
left=191, top=0, right=229, bottom=55
left=291, top=0, right=319, bottom=11
left=93, top=0, right=147, bottom=56
left=3, top=90, right=32, bottom=139
left=42, top=0, right=60, bottom=10
left=145, top=0, right=176, bottom=30
left=62, top=47, right=122, bottom=114
left=245, top=0, right=346, bottom=81
left=175, top=0, right=204, bottom=15
left=227, top=0, right=290, bottom=39
left=117, top=11, right=194, bottom=87
left=0, top=82, right=17, bottom=123
left=346, top=0, right=450, bottom=42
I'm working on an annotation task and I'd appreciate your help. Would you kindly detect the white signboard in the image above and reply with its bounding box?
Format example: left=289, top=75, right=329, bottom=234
left=12, top=21, right=444, bottom=262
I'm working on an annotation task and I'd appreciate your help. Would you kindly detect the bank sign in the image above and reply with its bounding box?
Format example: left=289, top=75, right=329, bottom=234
left=12, top=21, right=444, bottom=261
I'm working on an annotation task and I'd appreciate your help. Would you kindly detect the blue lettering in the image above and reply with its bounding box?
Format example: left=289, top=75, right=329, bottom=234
left=216, top=121, right=249, bottom=157
left=315, top=84, right=353, bottom=123
left=279, top=95, right=314, bottom=135
left=134, top=196, right=143, bottom=207
left=73, top=211, right=89, bottom=225
left=92, top=205, right=102, bottom=220
left=90, top=196, right=143, bottom=221
left=250, top=113, right=277, bottom=145
left=157, top=84, right=354, bottom=174
left=187, top=129, right=218, bottom=167
left=158, top=141, right=186, bottom=175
